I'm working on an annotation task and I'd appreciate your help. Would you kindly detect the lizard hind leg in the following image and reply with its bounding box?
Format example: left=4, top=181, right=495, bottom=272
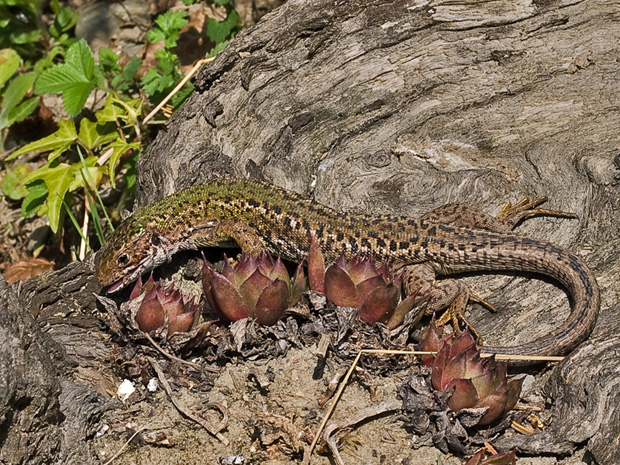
left=495, top=197, right=576, bottom=229
left=402, top=263, right=496, bottom=342
left=420, top=197, right=576, bottom=234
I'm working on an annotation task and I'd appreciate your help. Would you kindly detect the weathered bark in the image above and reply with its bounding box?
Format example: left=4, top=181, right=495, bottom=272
left=137, top=0, right=620, bottom=462
left=0, top=259, right=116, bottom=464
left=0, top=278, right=60, bottom=464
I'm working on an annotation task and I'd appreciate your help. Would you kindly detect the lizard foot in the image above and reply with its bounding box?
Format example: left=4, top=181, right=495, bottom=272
left=402, top=263, right=495, bottom=343
left=434, top=287, right=494, bottom=343
left=496, top=197, right=576, bottom=230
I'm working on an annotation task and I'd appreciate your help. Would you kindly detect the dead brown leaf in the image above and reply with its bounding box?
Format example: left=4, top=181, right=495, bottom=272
left=3, top=257, right=54, bottom=284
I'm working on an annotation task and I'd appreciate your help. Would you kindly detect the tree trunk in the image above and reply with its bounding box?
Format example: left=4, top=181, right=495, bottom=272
left=4, top=0, right=619, bottom=463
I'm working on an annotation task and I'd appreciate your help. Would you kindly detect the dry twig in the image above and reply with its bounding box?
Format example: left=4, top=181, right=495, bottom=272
left=147, top=356, right=229, bottom=445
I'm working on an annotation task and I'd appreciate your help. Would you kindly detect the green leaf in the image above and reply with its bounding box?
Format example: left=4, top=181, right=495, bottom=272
left=154, top=10, right=188, bottom=34
left=0, top=96, right=39, bottom=129
left=2, top=72, right=36, bottom=111
left=78, top=118, right=118, bottom=149
left=1, top=164, right=32, bottom=200
left=110, top=55, right=141, bottom=91
left=105, top=139, right=140, bottom=187
left=55, top=7, right=78, bottom=34
left=98, top=47, right=120, bottom=73
left=21, top=180, right=48, bottom=218
left=215, top=0, right=229, bottom=5
left=6, top=119, right=77, bottom=161
left=146, top=28, right=166, bottom=44
left=68, top=156, right=104, bottom=191
left=34, top=40, right=97, bottom=115
left=65, top=40, right=95, bottom=78
left=207, top=40, right=230, bottom=58
left=0, top=72, right=39, bottom=129
left=148, top=11, right=188, bottom=48
left=24, top=160, right=78, bottom=232
left=95, top=93, right=142, bottom=125
left=122, top=150, right=139, bottom=194
left=0, top=48, right=20, bottom=89
left=206, top=9, right=239, bottom=44
left=140, top=67, right=175, bottom=97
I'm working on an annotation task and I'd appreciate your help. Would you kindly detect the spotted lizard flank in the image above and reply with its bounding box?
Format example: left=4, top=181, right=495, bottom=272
left=95, top=178, right=600, bottom=360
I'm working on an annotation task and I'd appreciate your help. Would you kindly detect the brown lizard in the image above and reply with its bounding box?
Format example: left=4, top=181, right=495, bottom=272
left=95, top=178, right=600, bottom=360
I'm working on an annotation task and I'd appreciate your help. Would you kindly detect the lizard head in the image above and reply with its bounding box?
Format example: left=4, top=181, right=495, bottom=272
left=95, top=217, right=172, bottom=292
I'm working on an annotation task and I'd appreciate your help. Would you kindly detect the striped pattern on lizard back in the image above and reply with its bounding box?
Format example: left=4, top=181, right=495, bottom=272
left=95, top=178, right=600, bottom=361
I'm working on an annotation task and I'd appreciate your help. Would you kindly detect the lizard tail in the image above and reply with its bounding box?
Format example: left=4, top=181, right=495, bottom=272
left=444, top=233, right=600, bottom=361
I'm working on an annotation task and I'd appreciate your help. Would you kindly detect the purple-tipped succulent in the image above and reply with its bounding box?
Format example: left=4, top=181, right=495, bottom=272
left=422, top=322, right=523, bottom=425
left=307, top=234, right=422, bottom=327
left=202, top=252, right=307, bottom=326
left=132, top=275, right=203, bottom=336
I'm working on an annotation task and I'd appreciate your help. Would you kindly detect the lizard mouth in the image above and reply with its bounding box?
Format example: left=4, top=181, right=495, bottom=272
left=105, top=264, right=145, bottom=293
left=106, top=278, right=126, bottom=293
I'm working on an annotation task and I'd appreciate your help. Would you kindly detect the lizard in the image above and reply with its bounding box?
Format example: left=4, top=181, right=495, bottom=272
left=95, top=177, right=600, bottom=360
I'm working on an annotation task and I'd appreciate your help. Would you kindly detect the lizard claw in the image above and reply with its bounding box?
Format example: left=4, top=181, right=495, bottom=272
left=496, top=197, right=576, bottom=229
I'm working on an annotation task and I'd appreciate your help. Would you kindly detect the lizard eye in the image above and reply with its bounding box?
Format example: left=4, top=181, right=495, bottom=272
left=117, top=253, right=130, bottom=265
left=150, top=234, right=161, bottom=246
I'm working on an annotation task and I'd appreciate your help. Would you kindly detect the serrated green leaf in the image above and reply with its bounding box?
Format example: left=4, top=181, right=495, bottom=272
left=154, top=10, right=188, bottom=34
left=24, top=161, right=78, bottom=232
left=21, top=180, right=48, bottom=218
left=6, top=119, right=77, bottom=161
left=1, top=164, right=32, bottom=200
left=146, top=28, right=166, bottom=44
left=35, top=63, right=88, bottom=93
left=61, top=81, right=95, bottom=115
left=98, top=47, right=120, bottom=73
left=78, top=118, right=118, bottom=149
left=106, top=139, right=140, bottom=187
left=207, top=40, right=230, bottom=58
left=0, top=48, right=20, bottom=89
left=34, top=40, right=96, bottom=115
left=140, top=68, right=168, bottom=96
left=65, top=39, right=94, bottom=79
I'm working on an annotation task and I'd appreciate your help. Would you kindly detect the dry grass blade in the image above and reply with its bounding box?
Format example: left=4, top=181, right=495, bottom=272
left=323, top=399, right=401, bottom=465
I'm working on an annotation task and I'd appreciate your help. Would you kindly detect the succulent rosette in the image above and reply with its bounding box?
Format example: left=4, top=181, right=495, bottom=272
left=423, top=323, right=523, bottom=425
left=131, top=274, right=204, bottom=336
left=307, top=234, right=422, bottom=327
left=202, top=252, right=307, bottom=326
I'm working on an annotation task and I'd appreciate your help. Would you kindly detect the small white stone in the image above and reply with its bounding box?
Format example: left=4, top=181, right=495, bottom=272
left=116, top=379, right=135, bottom=401
left=147, top=378, right=158, bottom=392
left=95, top=424, right=109, bottom=439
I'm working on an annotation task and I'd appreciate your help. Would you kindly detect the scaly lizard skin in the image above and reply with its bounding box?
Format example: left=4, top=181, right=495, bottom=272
left=95, top=178, right=600, bottom=359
